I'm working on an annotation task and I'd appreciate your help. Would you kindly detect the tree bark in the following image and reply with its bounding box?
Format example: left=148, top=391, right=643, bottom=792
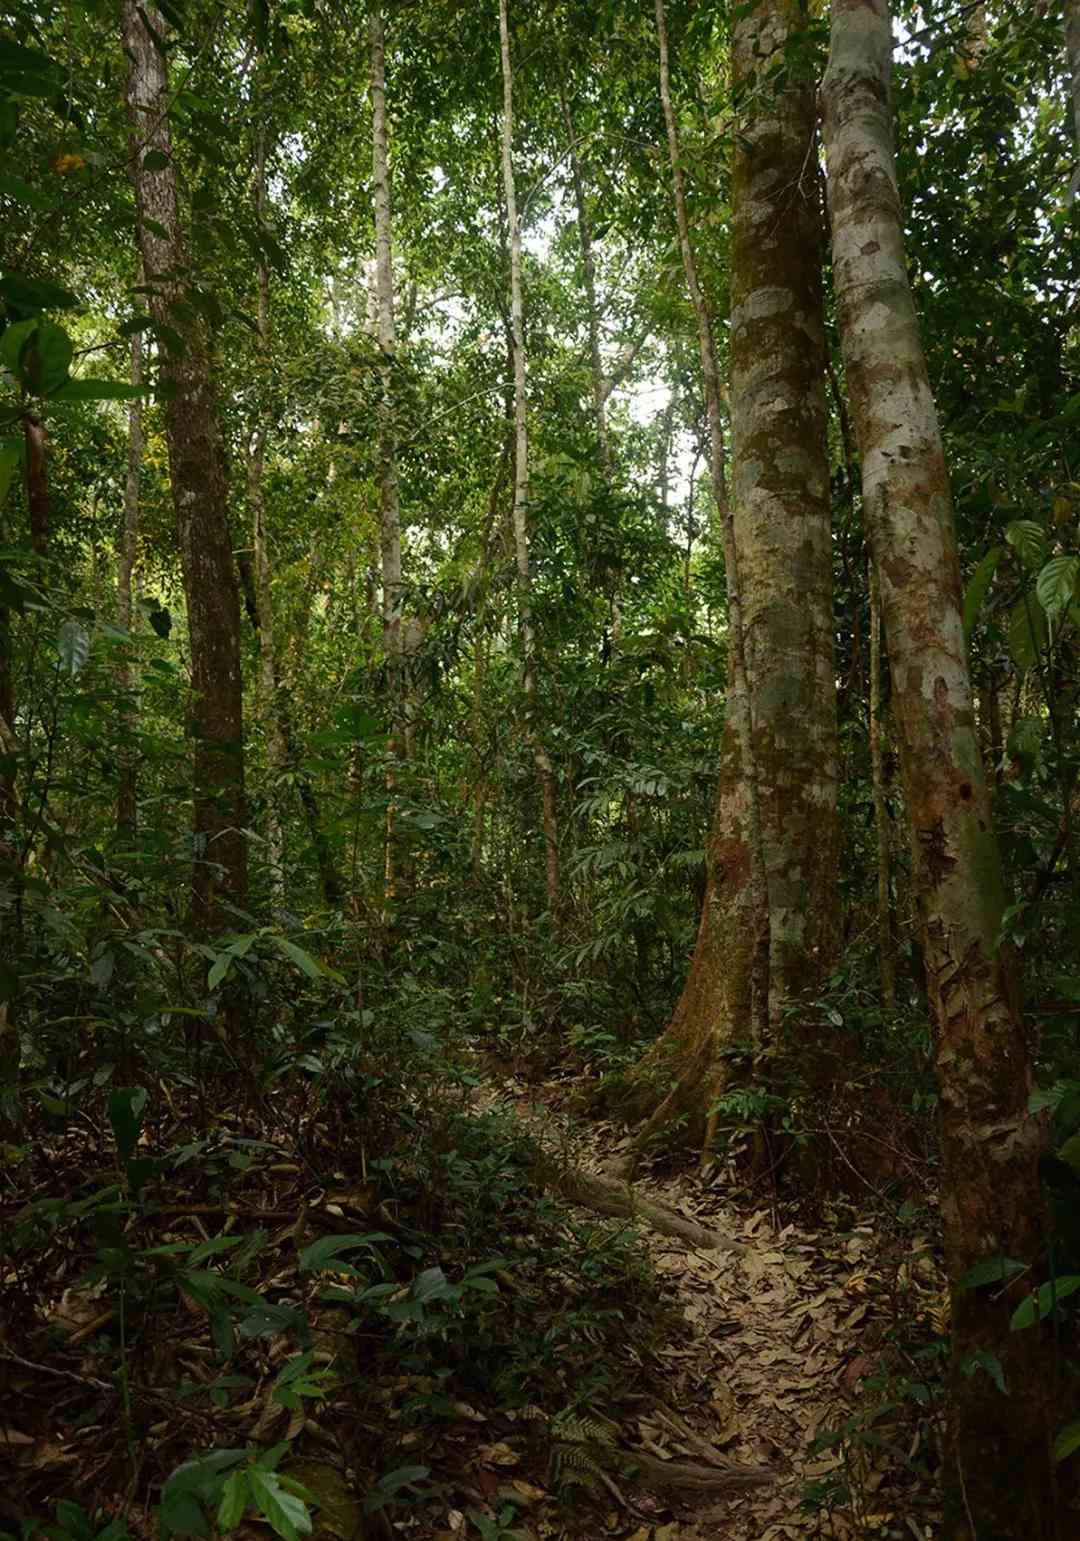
left=122, top=0, right=246, bottom=933
left=370, top=2, right=407, bottom=904
left=627, top=0, right=835, bottom=1152
left=823, top=5, right=1056, bottom=1534
left=116, top=328, right=142, bottom=843
left=869, top=560, right=895, bottom=1006
left=499, top=0, right=559, bottom=913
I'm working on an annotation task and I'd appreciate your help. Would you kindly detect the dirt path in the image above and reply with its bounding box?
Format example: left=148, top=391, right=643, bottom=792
left=488, top=1076, right=940, bottom=1541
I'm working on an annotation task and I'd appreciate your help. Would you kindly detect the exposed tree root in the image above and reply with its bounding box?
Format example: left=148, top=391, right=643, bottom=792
left=625, top=1447, right=775, bottom=1492
left=542, top=1158, right=743, bottom=1252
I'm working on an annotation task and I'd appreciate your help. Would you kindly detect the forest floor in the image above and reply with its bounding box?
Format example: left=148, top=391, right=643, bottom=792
left=1, top=1060, right=944, bottom=1541
left=479, top=1067, right=944, bottom=1541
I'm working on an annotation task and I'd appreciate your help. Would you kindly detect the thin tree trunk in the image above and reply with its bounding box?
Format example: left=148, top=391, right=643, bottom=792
left=1066, top=0, right=1080, bottom=200
left=116, top=328, right=143, bottom=842
left=370, top=2, right=406, bottom=905
left=122, top=0, right=246, bottom=933
left=561, top=90, right=611, bottom=477
left=869, top=558, right=894, bottom=1006
left=499, top=0, right=559, bottom=913
left=823, top=5, right=1056, bottom=1533
left=23, top=416, right=48, bottom=558
left=249, top=124, right=287, bottom=901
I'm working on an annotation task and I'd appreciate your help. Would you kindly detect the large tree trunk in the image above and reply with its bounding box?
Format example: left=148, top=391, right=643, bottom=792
left=499, top=0, right=559, bottom=914
left=370, top=3, right=407, bottom=905
left=823, top=5, right=1057, bottom=1534
left=116, top=327, right=142, bottom=843
left=627, top=0, right=835, bottom=1153
left=122, top=0, right=246, bottom=933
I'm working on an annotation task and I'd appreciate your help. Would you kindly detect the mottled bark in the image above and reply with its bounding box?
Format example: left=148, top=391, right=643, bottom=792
left=728, top=0, right=837, bottom=1020
left=499, top=0, right=559, bottom=912
left=869, top=560, right=895, bottom=1006
left=370, top=3, right=406, bottom=902
left=628, top=0, right=835, bottom=1151
left=116, top=328, right=142, bottom=842
left=122, top=0, right=246, bottom=932
left=823, top=4, right=1056, bottom=1534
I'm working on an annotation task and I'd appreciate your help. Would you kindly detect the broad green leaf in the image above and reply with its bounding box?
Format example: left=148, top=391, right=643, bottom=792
left=57, top=618, right=90, bottom=676
left=1, top=317, right=38, bottom=375
left=298, top=1232, right=392, bottom=1271
left=1005, top=519, right=1047, bottom=571
left=207, top=954, right=232, bottom=991
left=50, top=377, right=145, bottom=402
left=0, top=272, right=78, bottom=313
left=246, top=1469, right=312, bottom=1541
left=142, top=149, right=170, bottom=171
left=1010, top=1274, right=1080, bottom=1331
left=1008, top=595, right=1046, bottom=670
left=1056, top=1134, right=1080, bottom=1174
left=1054, top=1419, right=1080, bottom=1465
left=962, top=546, right=1001, bottom=641
left=273, top=936, right=322, bottom=979
left=958, top=1257, right=1027, bottom=1291
left=1036, top=555, right=1080, bottom=621
left=25, top=319, right=72, bottom=394
left=217, top=1471, right=249, bottom=1531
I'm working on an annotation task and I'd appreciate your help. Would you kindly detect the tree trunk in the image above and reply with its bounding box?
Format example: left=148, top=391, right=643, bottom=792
left=869, top=559, right=895, bottom=1006
left=116, top=327, right=142, bottom=842
left=122, top=0, right=246, bottom=933
left=499, top=0, right=559, bottom=913
left=1066, top=0, right=1080, bottom=200
left=627, top=0, right=835, bottom=1153
left=370, top=2, right=406, bottom=905
left=823, top=5, right=1056, bottom=1534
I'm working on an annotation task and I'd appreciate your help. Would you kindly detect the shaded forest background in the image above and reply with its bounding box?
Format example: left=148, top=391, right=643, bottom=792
left=2, top=0, right=1080, bottom=1537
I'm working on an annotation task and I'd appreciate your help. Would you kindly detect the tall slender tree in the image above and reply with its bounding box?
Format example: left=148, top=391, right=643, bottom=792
left=499, top=0, right=559, bottom=912
left=823, top=3, right=1056, bottom=1533
left=116, top=326, right=142, bottom=842
left=121, top=0, right=247, bottom=932
left=369, top=1, right=407, bottom=901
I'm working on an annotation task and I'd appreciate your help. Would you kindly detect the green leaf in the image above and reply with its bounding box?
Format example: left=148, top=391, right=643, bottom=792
left=1056, top=1134, right=1080, bottom=1174
left=1, top=317, right=38, bottom=376
left=57, top=618, right=90, bottom=676
left=208, top=954, right=232, bottom=991
left=246, top=1469, right=312, bottom=1541
left=1053, top=1419, right=1080, bottom=1465
left=1008, top=594, right=1047, bottom=670
left=958, top=1257, right=1027, bottom=1291
left=24, top=319, right=72, bottom=395
left=272, top=936, right=323, bottom=979
left=216, top=1471, right=249, bottom=1531
left=108, top=1085, right=148, bottom=1163
left=298, top=1232, right=392, bottom=1271
left=50, top=377, right=145, bottom=402
left=1010, top=1274, right=1080, bottom=1331
left=0, top=272, right=78, bottom=314
left=142, top=149, right=170, bottom=171
left=1005, top=519, right=1048, bottom=571
left=962, top=546, right=1001, bottom=640
left=1036, top=555, right=1080, bottom=621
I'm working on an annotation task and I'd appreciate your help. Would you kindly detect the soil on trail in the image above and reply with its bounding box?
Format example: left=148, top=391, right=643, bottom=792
left=491, top=1072, right=942, bottom=1541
